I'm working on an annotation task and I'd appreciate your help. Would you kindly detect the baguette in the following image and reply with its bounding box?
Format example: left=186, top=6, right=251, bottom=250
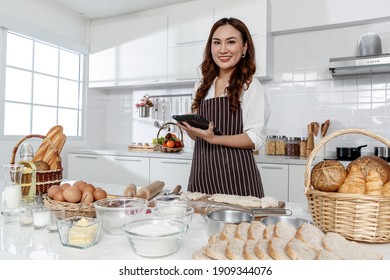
left=42, top=132, right=66, bottom=167
left=33, top=125, right=64, bottom=161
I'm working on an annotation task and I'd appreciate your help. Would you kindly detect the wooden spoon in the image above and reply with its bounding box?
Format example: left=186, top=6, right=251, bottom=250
left=311, top=122, right=320, bottom=137
left=321, top=119, right=330, bottom=137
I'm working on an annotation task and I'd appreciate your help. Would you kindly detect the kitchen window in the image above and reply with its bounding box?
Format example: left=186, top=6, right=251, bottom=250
left=1, top=30, right=84, bottom=137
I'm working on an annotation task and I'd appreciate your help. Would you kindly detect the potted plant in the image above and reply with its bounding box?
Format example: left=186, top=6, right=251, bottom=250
left=135, top=96, right=154, bottom=118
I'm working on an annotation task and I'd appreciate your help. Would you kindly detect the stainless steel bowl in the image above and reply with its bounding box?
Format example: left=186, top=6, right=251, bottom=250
left=260, top=216, right=313, bottom=229
left=205, top=209, right=253, bottom=235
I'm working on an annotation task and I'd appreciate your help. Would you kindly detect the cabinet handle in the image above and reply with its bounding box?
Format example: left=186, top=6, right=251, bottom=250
left=74, top=155, right=98, bottom=159
left=260, top=166, right=285, bottom=170
left=160, top=160, right=190, bottom=165
left=176, top=40, right=205, bottom=46
left=114, top=158, right=141, bottom=162
left=175, top=78, right=198, bottom=81
left=133, top=80, right=159, bottom=84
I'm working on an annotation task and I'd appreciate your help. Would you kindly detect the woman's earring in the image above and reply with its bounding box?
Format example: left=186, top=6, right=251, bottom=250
left=242, top=52, right=246, bottom=58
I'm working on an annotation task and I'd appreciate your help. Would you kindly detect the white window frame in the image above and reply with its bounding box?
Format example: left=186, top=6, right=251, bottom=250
left=0, top=28, right=87, bottom=140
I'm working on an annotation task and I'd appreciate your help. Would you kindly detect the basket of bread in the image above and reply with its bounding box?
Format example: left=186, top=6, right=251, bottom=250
left=11, top=125, right=65, bottom=196
left=155, top=122, right=184, bottom=153
left=304, top=128, right=390, bottom=243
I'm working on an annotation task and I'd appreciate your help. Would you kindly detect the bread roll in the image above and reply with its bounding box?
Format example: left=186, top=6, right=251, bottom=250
left=34, top=160, right=50, bottom=171
left=347, top=155, right=390, bottom=184
left=311, top=160, right=347, bottom=192
left=383, top=181, right=390, bottom=196
left=338, top=165, right=365, bottom=194
left=365, top=170, right=383, bottom=196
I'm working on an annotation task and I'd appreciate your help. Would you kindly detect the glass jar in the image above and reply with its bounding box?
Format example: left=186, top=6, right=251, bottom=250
left=299, top=137, right=308, bottom=157
left=286, top=137, right=300, bottom=157
left=275, top=136, right=287, bottom=155
left=265, top=135, right=276, bottom=155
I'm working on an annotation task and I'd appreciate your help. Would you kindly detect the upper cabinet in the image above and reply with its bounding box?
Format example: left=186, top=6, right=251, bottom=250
left=213, top=0, right=273, bottom=80
left=167, top=1, right=213, bottom=82
left=88, top=0, right=273, bottom=88
left=89, top=13, right=168, bottom=88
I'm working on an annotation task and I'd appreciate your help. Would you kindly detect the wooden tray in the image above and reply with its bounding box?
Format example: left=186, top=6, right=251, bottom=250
left=128, top=144, right=155, bottom=151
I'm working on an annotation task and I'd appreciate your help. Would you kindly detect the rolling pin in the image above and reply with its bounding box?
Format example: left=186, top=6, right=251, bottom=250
left=135, top=180, right=165, bottom=200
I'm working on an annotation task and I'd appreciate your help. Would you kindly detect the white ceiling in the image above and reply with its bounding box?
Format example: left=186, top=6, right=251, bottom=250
left=49, top=0, right=198, bottom=19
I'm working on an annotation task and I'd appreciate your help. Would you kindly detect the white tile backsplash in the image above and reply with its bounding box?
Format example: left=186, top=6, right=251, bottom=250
left=86, top=19, right=390, bottom=157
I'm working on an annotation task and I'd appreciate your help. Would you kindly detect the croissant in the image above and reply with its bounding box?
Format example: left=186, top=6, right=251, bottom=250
left=383, top=181, right=390, bottom=197
left=365, top=170, right=383, bottom=196
left=338, top=165, right=365, bottom=194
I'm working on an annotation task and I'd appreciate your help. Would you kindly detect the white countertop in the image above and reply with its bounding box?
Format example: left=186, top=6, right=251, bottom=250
left=1, top=201, right=389, bottom=260
left=69, top=147, right=323, bottom=165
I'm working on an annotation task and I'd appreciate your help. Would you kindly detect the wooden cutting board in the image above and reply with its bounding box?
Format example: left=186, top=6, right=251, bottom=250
left=187, top=195, right=285, bottom=215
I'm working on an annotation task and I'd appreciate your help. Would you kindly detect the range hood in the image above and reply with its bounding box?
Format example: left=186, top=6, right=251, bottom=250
left=329, top=53, right=390, bottom=76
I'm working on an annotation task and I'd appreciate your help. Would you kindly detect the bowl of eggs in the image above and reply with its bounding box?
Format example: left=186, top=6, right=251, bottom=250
left=44, top=181, right=108, bottom=218
left=94, top=197, right=149, bottom=235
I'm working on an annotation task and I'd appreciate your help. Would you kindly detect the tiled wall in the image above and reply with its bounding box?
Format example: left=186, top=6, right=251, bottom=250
left=87, top=19, right=390, bottom=157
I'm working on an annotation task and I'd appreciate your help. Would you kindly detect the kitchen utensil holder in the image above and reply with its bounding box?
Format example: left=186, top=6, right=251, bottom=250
left=304, top=128, right=390, bottom=243
left=156, top=122, right=184, bottom=153
left=10, top=134, right=63, bottom=196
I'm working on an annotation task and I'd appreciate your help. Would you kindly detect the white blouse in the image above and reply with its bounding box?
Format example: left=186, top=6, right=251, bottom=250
left=193, top=78, right=271, bottom=150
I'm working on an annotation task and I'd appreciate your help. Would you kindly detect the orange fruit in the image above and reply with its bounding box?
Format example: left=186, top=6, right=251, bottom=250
left=166, top=140, right=175, bottom=148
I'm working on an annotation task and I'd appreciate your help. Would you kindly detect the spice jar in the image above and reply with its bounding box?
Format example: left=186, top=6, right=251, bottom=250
left=299, top=137, right=308, bottom=157
left=275, top=136, right=287, bottom=155
left=265, top=135, right=276, bottom=155
left=286, top=137, right=300, bottom=157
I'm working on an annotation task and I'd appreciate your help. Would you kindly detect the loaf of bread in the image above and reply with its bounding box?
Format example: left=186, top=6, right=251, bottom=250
left=338, top=165, right=366, bottom=194
left=347, top=155, right=390, bottom=184
left=365, top=170, right=383, bottom=196
left=311, top=160, right=347, bottom=192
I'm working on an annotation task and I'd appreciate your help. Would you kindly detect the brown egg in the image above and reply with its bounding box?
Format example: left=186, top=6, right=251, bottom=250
left=47, top=185, right=61, bottom=199
left=60, top=183, right=71, bottom=190
left=53, top=189, right=65, bottom=202
left=93, top=188, right=107, bottom=201
left=82, top=183, right=96, bottom=194
left=63, top=186, right=82, bottom=203
left=74, top=180, right=87, bottom=191
left=81, top=192, right=94, bottom=204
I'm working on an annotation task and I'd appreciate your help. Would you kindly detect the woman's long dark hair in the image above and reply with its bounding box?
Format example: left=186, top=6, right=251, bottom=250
left=191, top=17, right=256, bottom=113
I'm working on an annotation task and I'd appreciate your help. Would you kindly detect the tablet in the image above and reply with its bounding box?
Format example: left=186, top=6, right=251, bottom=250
left=172, top=114, right=223, bottom=135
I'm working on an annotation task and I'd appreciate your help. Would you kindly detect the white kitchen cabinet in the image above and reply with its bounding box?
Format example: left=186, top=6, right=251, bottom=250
left=166, top=1, right=213, bottom=82
left=149, top=158, right=192, bottom=191
left=288, top=164, right=307, bottom=204
left=213, top=0, right=273, bottom=80
left=68, top=153, right=106, bottom=183
left=257, top=163, right=289, bottom=202
left=89, top=13, right=168, bottom=87
left=103, top=155, right=150, bottom=187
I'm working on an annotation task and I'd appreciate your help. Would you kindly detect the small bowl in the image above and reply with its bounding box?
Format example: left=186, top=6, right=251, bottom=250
left=205, top=209, right=254, bottom=235
left=151, top=205, right=194, bottom=227
left=94, top=198, right=148, bottom=235
left=260, top=216, right=313, bottom=229
left=153, top=195, right=188, bottom=207
left=122, top=218, right=187, bottom=257
left=57, top=217, right=102, bottom=249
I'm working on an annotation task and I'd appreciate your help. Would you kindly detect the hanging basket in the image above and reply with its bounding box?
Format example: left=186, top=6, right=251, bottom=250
left=138, top=107, right=151, bottom=118
left=156, top=122, right=184, bottom=153
left=304, top=128, right=390, bottom=243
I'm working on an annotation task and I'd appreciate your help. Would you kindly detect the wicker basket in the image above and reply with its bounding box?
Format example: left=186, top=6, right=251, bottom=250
left=156, top=122, right=185, bottom=153
left=44, top=195, right=96, bottom=218
left=11, top=134, right=63, bottom=196
left=304, top=128, right=390, bottom=243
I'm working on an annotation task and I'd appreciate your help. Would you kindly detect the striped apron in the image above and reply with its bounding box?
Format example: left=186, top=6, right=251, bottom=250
left=188, top=97, right=264, bottom=198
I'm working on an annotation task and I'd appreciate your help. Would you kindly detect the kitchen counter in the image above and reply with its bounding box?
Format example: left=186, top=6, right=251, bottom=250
left=1, top=199, right=389, bottom=260
left=69, top=148, right=323, bottom=165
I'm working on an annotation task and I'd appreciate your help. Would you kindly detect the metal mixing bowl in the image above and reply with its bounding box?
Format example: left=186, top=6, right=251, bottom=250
left=205, top=209, right=254, bottom=235
left=260, top=216, right=313, bottom=229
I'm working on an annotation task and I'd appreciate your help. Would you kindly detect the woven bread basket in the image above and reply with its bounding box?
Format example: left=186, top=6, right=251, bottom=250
left=11, top=134, right=63, bottom=196
left=44, top=195, right=96, bottom=218
left=304, top=128, right=390, bottom=243
left=156, top=122, right=184, bottom=153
